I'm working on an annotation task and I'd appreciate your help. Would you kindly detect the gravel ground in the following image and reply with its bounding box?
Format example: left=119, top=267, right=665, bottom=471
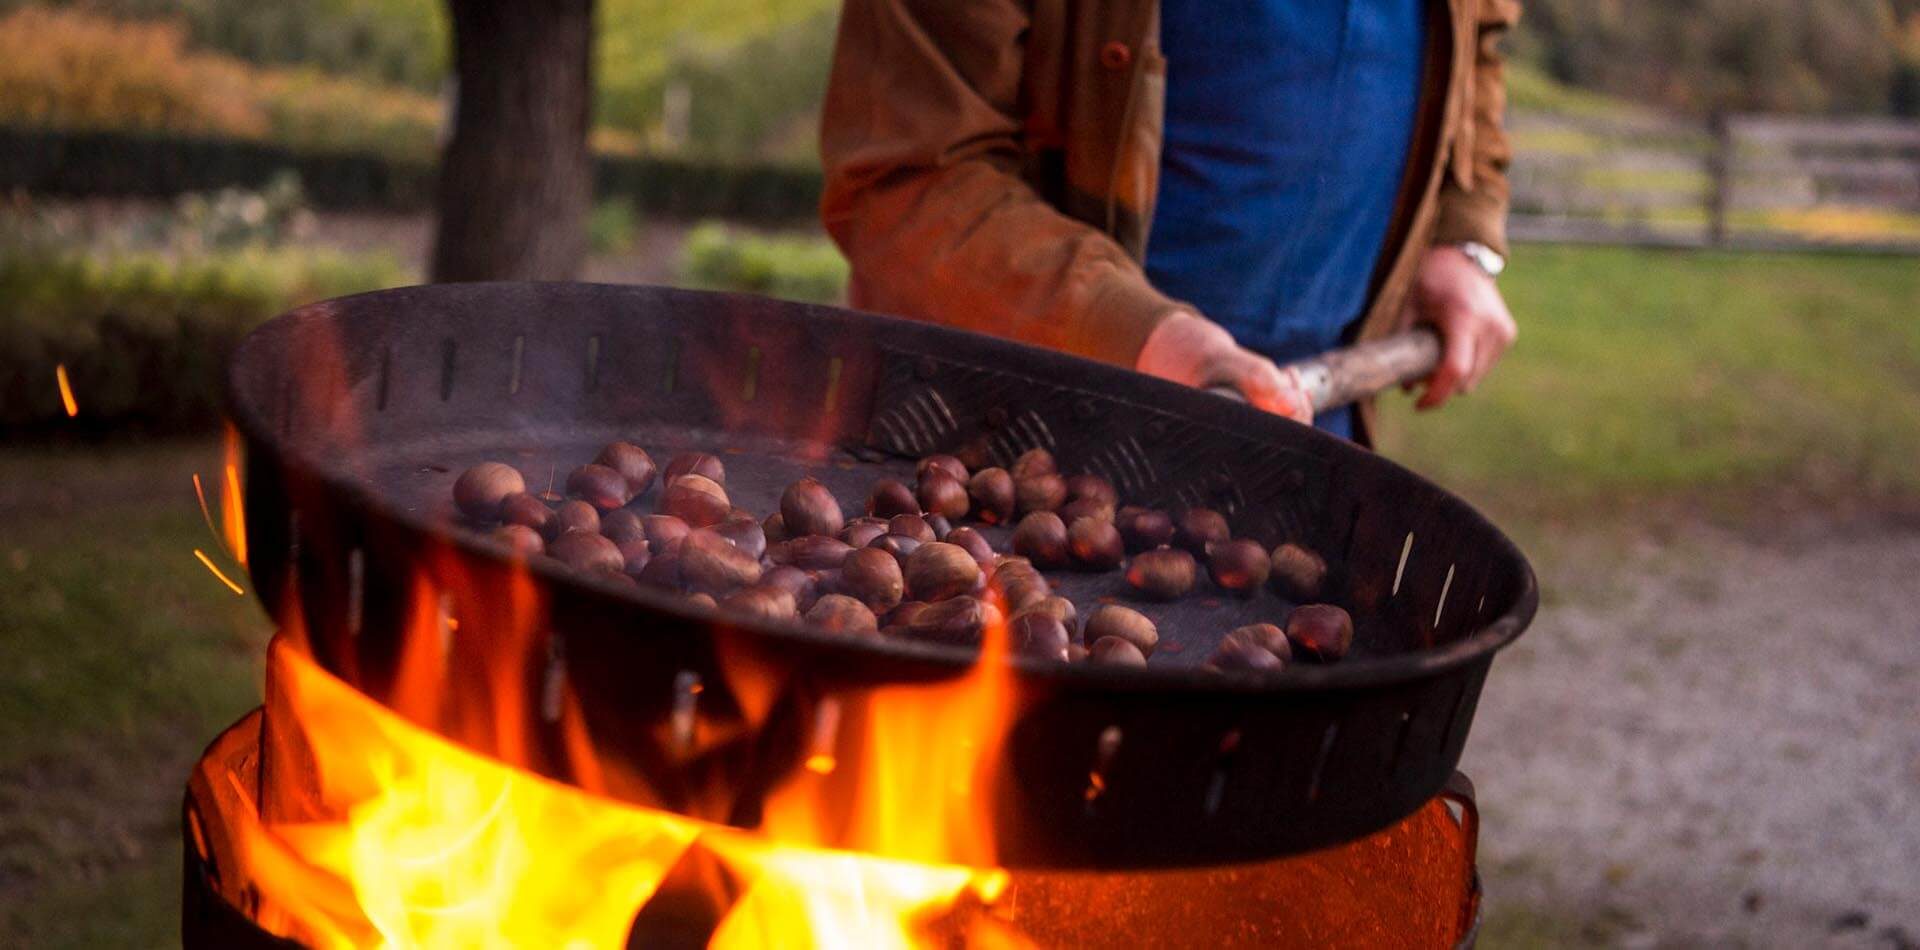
left=1466, top=517, right=1920, bottom=948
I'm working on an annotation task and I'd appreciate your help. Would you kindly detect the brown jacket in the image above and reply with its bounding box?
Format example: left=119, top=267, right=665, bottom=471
left=820, top=0, right=1519, bottom=435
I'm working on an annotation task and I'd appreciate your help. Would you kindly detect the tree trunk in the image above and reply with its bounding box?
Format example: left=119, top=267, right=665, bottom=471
left=430, top=0, right=595, bottom=282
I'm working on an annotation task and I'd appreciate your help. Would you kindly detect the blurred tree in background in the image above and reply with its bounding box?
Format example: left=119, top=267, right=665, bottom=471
left=430, top=0, right=593, bottom=281
left=1514, top=0, right=1920, bottom=116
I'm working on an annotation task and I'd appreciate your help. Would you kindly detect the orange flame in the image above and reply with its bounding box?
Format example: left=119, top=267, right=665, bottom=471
left=231, top=529, right=1029, bottom=947
left=240, top=631, right=1025, bottom=948
left=221, top=425, right=248, bottom=568
left=758, top=618, right=1021, bottom=870
left=248, top=637, right=701, bottom=947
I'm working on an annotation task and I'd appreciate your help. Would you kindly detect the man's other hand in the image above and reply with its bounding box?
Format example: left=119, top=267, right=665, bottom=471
left=1136, top=311, right=1313, bottom=424
left=1403, top=245, right=1517, bottom=410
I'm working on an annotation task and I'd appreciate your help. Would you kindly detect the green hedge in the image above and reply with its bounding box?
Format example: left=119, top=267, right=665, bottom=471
left=681, top=221, right=847, bottom=303
left=0, top=246, right=406, bottom=433
left=0, top=125, right=824, bottom=222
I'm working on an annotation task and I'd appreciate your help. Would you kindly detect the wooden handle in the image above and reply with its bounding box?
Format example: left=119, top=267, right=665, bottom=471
left=1205, top=327, right=1443, bottom=412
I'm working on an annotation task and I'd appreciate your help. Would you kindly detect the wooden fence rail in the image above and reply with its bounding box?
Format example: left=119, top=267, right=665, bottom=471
left=1507, top=111, right=1920, bottom=253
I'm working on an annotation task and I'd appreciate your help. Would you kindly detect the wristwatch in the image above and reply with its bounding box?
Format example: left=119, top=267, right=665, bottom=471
left=1454, top=241, right=1506, bottom=279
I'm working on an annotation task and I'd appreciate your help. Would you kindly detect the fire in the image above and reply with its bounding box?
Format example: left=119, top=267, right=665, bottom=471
left=229, top=547, right=1029, bottom=947
left=757, top=620, right=1020, bottom=869
left=250, top=637, right=701, bottom=948
left=222, top=424, right=249, bottom=567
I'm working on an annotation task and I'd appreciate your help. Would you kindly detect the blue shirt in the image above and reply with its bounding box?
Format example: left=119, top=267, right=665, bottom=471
left=1146, top=0, right=1427, bottom=439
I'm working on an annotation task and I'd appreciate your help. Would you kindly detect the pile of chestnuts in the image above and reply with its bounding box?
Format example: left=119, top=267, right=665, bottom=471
left=451, top=442, right=1354, bottom=672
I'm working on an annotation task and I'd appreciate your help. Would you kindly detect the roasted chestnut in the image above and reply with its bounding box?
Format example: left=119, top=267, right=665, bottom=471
left=637, top=552, right=683, bottom=591
left=1064, top=473, right=1118, bottom=507
left=714, top=517, right=768, bottom=561
left=1088, top=636, right=1148, bottom=667
left=594, top=441, right=658, bottom=495
left=916, top=454, right=969, bottom=485
left=943, top=526, right=996, bottom=569
left=780, top=477, right=845, bottom=538
left=595, top=568, right=641, bottom=590
left=567, top=463, right=633, bottom=512
left=664, top=452, right=726, bottom=487
left=494, top=524, right=545, bottom=558
left=917, top=470, right=971, bottom=520
left=1208, top=538, right=1271, bottom=597
left=841, top=547, right=907, bottom=613
left=762, top=511, right=790, bottom=544
left=550, top=499, right=600, bottom=539
left=1058, top=496, right=1115, bottom=526
left=1084, top=604, right=1158, bottom=656
left=499, top=491, right=554, bottom=534
left=760, top=564, right=820, bottom=613
left=966, top=467, right=1016, bottom=524
left=683, top=591, right=717, bottom=610
left=841, top=520, right=889, bottom=549
left=600, top=508, right=647, bottom=545
left=1016, top=596, right=1079, bottom=640
left=1286, top=604, right=1354, bottom=662
left=1015, top=472, right=1068, bottom=515
left=1115, top=506, right=1175, bottom=553
left=721, top=586, right=796, bottom=623
left=905, top=541, right=983, bottom=602
left=680, top=528, right=764, bottom=595
left=888, top=513, right=936, bottom=543
left=1067, top=517, right=1125, bottom=570
left=641, top=514, right=690, bottom=555
left=660, top=473, right=730, bottom=527
left=867, top=478, right=920, bottom=518
left=616, top=538, right=651, bottom=577
left=549, top=529, right=624, bottom=574
left=1010, top=612, right=1071, bottom=662
left=1012, top=511, right=1070, bottom=567
left=453, top=461, right=525, bottom=520
left=1207, top=636, right=1285, bottom=672
left=987, top=559, right=1049, bottom=613
left=1269, top=543, right=1329, bottom=600
left=805, top=594, right=879, bottom=636
left=903, top=596, right=1002, bottom=646
left=1217, top=622, right=1292, bottom=662
left=888, top=601, right=930, bottom=628
left=1125, top=548, right=1197, bottom=601
left=771, top=535, right=855, bottom=571
left=924, top=513, right=953, bottom=540
left=1010, top=447, right=1057, bottom=480
left=1175, top=508, right=1231, bottom=556
left=867, top=532, right=922, bottom=570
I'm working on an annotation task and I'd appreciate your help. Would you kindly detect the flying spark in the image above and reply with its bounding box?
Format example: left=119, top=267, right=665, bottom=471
left=55, top=365, right=77, bottom=417
left=193, top=549, right=246, bottom=596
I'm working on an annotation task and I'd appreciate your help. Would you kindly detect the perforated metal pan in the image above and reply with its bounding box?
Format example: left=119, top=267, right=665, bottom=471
left=228, top=282, right=1535, bottom=869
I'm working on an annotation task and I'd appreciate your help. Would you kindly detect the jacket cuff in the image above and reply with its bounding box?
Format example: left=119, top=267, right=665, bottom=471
left=1078, top=261, right=1186, bottom=369
left=1431, top=183, right=1510, bottom=259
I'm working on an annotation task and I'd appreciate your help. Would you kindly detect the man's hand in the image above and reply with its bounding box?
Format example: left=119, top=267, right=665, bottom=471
left=1136, top=311, right=1313, bottom=423
left=1403, top=245, right=1517, bottom=410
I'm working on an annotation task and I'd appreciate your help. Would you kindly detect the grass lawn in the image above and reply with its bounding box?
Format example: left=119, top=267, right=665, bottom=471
left=1376, top=243, right=1920, bottom=530
left=0, top=440, right=271, bottom=947
left=0, top=242, right=1914, bottom=946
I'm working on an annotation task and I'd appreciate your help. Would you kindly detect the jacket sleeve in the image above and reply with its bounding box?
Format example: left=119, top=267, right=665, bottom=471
left=1431, top=0, right=1520, bottom=257
left=818, top=0, right=1184, bottom=368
